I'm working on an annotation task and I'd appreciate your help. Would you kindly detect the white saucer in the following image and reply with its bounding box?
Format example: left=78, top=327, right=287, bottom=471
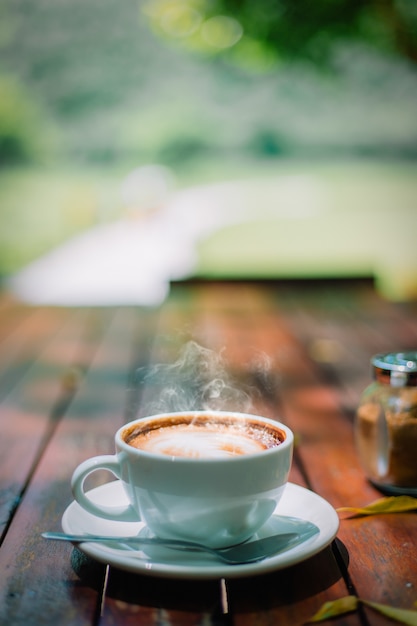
left=62, top=481, right=339, bottom=579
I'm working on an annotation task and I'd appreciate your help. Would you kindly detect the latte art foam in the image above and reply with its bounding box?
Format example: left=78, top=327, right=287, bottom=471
left=124, top=416, right=284, bottom=459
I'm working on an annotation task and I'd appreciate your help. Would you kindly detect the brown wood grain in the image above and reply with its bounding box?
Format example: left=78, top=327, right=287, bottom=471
left=274, top=284, right=417, bottom=622
left=133, top=283, right=357, bottom=626
left=0, top=308, right=103, bottom=538
left=0, top=306, right=74, bottom=401
left=1, top=282, right=416, bottom=625
left=0, top=307, right=168, bottom=626
left=0, top=307, right=121, bottom=625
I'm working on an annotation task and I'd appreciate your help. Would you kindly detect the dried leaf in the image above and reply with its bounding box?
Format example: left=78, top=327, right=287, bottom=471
left=307, top=596, right=417, bottom=625
left=363, top=600, right=417, bottom=626
left=307, top=596, right=358, bottom=622
left=337, top=496, right=417, bottom=518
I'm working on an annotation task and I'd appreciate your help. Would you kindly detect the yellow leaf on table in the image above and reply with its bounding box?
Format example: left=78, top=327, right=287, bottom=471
left=337, top=496, right=417, bottom=518
left=307, top=596, right=358, bottom=622
left=307, top=597, right=417, bottom=625
left=364, top=600, right=417, bottom=626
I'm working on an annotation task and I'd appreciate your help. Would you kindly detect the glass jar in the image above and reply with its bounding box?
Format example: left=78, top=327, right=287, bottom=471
left=355, top=351, right=417, bottom=495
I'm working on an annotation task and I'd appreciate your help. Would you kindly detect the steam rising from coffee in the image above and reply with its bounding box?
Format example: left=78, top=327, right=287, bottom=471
left=133, top=341, right=261, bottom=416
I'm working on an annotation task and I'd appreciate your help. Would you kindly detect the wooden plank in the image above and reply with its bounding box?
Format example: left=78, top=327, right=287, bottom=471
left=128, top=282, right=358, bottom=626
left=0, top=305, right=77, bottom=401
left=0, top=294, right=34, bottom=346
left=0, top=307, right=157, bottom=626
left=227, top=545, right=357, bottom=626
left=0, top=307, right=104, bottom=538
left=158, top=281, right=416, bottom=624
left=2, top=281, right=415, bottom=625
left=98, top=304, right=247, bottom=626
left=101, top=571, right=227, bottom=625
left=272, top=284, right=417, bottom=622
left=93, top=284, right=357, bottom=626
left=275, top=284, right=417, bottom=417
left=0, top=307, right=114, bottom=625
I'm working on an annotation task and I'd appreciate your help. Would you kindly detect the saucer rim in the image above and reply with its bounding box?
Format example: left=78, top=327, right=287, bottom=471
left=62, top=481, right=339, bottom=579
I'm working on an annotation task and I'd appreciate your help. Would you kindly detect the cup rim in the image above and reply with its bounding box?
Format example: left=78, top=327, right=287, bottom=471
left=116, top=410, right=293, bottom=462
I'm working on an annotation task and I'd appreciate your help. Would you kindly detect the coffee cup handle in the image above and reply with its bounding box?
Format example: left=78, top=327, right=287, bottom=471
left=71, top=455, right=140, bottom=522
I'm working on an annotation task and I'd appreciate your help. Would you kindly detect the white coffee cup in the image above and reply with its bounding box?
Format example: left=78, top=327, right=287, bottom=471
left=71, top=410, right=293, bottom=548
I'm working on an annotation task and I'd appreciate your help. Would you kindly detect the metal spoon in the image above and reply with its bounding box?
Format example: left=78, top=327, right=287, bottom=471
left=42, top=530, right=308, bottom=564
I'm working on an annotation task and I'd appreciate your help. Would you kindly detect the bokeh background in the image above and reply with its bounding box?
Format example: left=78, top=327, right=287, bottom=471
left=1, top=0, right=417, bottom=301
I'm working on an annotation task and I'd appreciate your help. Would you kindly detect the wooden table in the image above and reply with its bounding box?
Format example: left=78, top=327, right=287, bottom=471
left=1, top=279, right=416, bottom=626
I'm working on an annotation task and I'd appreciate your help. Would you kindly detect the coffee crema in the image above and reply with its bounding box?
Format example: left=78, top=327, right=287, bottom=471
left=123, top=415, right=285, bottom=459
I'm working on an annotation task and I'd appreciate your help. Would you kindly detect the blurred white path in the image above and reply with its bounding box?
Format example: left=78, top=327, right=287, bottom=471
left=8, top=166, right=255, bottom=306
left=13, top=164, right=414, bottom=305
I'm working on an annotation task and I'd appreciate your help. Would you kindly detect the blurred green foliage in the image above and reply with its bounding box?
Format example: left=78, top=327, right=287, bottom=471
left=0, top=0, right=416, bottom=169
left=0, top=75, right=48, bottom=164
left=143, top=0, right=417, bottom=66
left=0, top=0, right=416, bottom=283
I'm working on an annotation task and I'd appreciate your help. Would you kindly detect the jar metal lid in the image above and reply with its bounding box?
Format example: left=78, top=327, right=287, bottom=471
left=372, top=351, right=417, bottom=387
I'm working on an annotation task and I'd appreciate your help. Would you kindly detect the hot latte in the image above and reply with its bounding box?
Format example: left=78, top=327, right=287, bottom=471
left=72, top=411, right=293, bottom=546
left=123, top=414, right=285, bottom=459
